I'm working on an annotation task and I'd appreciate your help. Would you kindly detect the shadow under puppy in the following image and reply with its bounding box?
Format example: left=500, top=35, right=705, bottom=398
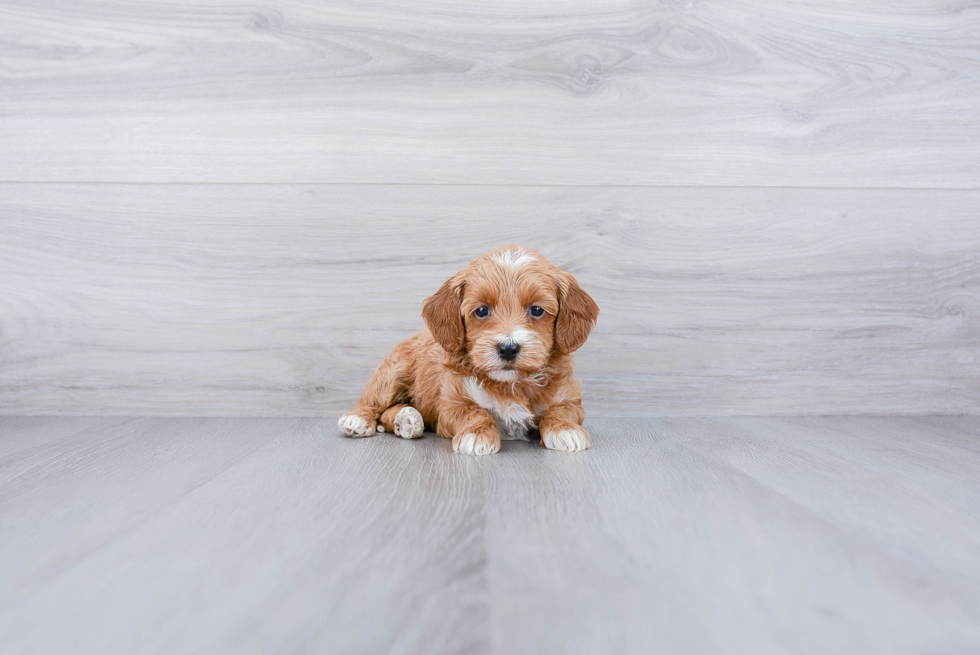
left=339, top=245, right=599, bottom=456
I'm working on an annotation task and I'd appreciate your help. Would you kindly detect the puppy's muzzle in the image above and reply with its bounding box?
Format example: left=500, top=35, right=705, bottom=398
left=497, top=343, right=521, bottom=362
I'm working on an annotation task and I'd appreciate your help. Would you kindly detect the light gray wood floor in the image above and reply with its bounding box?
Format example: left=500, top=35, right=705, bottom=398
left=2, top=416, right=978, bottom=654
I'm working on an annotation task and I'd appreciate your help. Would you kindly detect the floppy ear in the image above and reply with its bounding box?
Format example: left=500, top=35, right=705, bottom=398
left=554, top=272, right=599, bottom=354
left=422, top=277, right=466, bottom=354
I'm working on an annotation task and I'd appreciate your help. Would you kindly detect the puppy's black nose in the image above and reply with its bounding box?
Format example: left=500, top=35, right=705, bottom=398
left=497, top=343, right=521, bottom=362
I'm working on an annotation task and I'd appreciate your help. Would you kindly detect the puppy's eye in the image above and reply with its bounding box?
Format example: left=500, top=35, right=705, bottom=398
left=529, top=305, right=545, bottom=318
left=474, top=306, right=491, bottom=318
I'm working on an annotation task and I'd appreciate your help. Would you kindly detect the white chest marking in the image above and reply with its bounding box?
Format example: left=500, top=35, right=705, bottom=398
left=463, top=376, right=534, bottom=441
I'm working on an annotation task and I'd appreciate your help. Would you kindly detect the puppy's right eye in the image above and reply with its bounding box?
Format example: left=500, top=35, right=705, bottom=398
left=474, top=306, right=490, bottom=318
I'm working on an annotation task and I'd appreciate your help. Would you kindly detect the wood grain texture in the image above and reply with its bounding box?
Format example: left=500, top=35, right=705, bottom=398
left=0, top=417, right=489, bottom=655
left=1, top=416, right=978, bottom=654
left=484, top=417, right=980, bottom=654
left=0, top=418, right=285, bottom=594
left=1, top=184, right=977, bottom=416
left=1, top=0, right=978, bottom=186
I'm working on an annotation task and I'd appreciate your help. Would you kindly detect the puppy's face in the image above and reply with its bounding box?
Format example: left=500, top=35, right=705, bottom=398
left=423, top=246, right=598, bottom=382
left=459, top=254, right=559, bottom=381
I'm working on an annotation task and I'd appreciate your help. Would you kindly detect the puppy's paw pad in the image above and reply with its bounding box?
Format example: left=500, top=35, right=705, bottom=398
left=453, top=432, right=500, bottom=456
left=542, top=427, right=590, bottom=452
left=393, top=406, right=424, bottom=439
left=338, top=413, right=375, bottom=438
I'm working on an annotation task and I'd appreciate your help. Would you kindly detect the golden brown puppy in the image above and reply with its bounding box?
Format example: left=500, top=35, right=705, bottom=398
left=338, top=245, right=599, bottom=456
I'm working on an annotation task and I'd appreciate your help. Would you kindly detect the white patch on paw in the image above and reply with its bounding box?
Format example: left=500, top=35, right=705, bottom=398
left=542, top=427, right=589, bottom=452
left=338, top=413, right=375, bottom=438
left=453, top=432, right=500, bottom=456
left=376, top=425, right=385, bottom=433
left=393, top=406, right=424, bottom=439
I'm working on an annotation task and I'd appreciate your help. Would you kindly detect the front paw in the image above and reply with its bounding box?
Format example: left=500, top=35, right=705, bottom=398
left=338, top=413, right=376, bottom=438
left=541, top=423, right=590, bottom=452
left=453, top=430, right=501, bottom=456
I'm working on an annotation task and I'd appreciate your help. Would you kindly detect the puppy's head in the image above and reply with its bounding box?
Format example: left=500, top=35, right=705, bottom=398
left=422, top=245, right=598, bottom=382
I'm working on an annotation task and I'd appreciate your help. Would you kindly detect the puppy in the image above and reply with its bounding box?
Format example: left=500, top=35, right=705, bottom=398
left=338, top=245, right=599, bottom=456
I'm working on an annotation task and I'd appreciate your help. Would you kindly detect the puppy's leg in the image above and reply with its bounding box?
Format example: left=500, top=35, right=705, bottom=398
left=437, top=401, right=501, bottom=456
left=539, top=384, right=589, bottom=452
left=338, top=352, right=410, bottom=438
left=379, top=404, right=425, bottom=439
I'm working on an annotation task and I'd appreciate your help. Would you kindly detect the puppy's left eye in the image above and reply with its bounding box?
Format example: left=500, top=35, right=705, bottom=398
left=529, top=305, right=545, bottom=318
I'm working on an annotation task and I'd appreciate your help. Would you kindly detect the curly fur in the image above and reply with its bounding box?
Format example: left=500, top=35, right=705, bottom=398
left=338, top=245, right=599, bottom=455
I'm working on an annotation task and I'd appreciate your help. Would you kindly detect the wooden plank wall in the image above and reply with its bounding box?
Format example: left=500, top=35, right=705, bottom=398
left=0, top=1, right=977, bottom=416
